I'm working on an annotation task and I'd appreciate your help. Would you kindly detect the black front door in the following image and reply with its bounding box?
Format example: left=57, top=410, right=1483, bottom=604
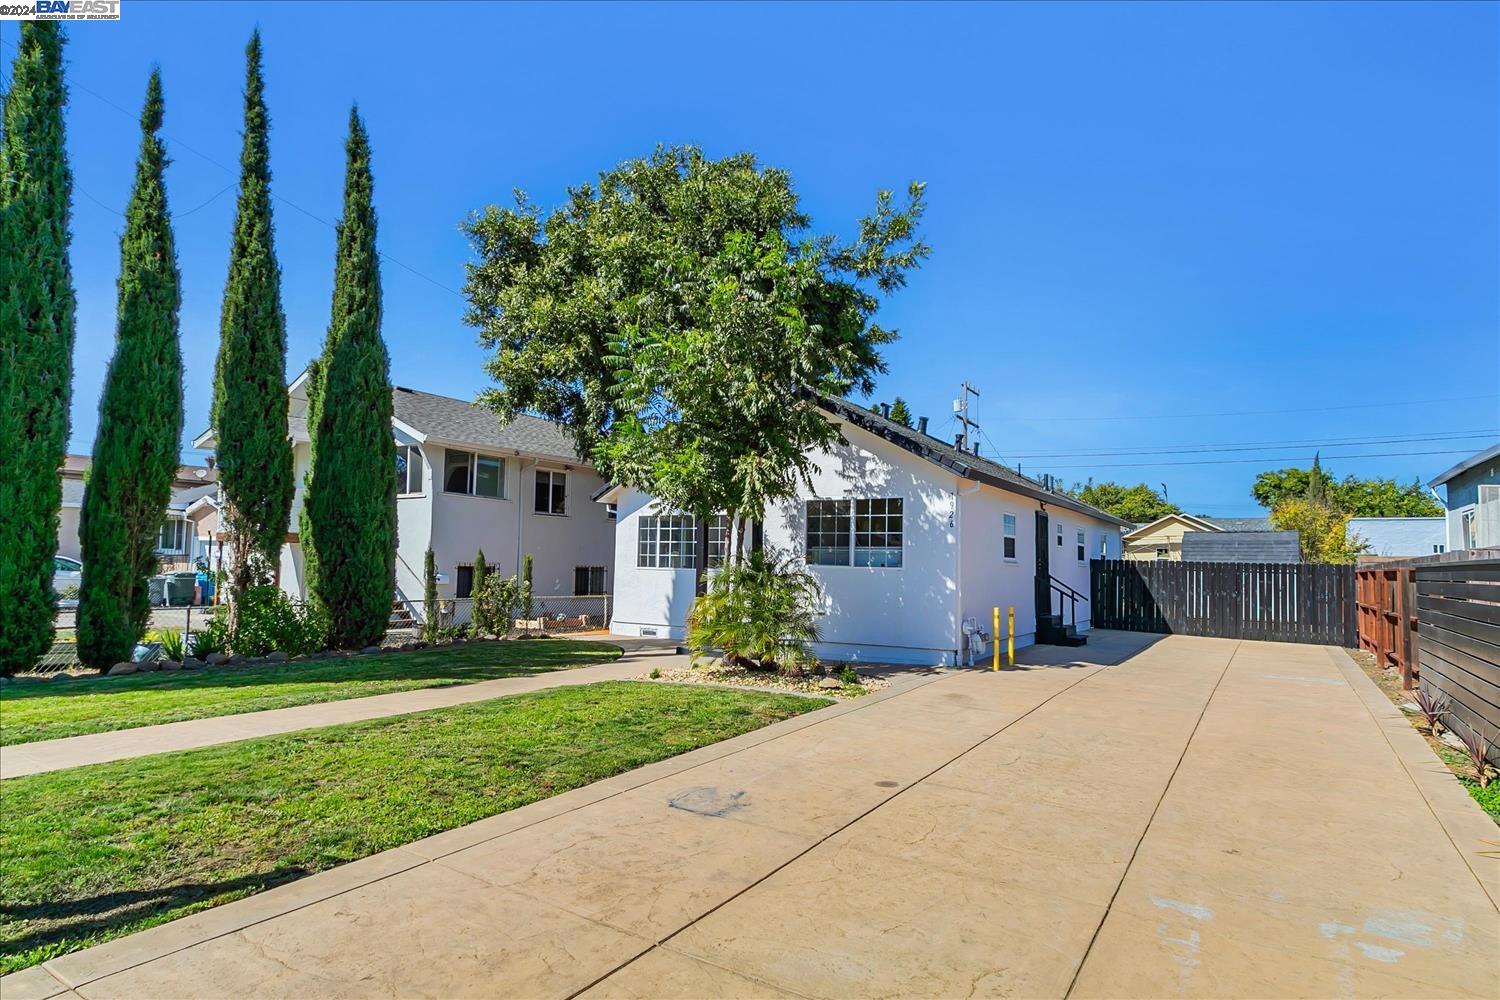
left=1035, top=509, right=1051, bottom=631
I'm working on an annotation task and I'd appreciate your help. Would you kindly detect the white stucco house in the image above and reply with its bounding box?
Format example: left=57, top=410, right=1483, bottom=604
left=194, top=375, right=616, bottom=611
left=596, top=398, right=1130, bottom=666
left=1347, top=517, right=1446, bottom=559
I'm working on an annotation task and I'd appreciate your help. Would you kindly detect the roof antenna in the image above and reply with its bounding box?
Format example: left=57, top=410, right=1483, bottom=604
left=954, top=382, right=981, bottom=453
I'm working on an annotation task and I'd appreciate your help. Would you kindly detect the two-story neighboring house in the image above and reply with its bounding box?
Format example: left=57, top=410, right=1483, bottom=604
left=194, top=374, right=616, bottom=612
left=1428, top=443, right=1500, bottom=551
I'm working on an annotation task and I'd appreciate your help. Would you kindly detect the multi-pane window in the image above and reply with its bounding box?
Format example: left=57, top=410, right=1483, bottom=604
left=1002, top=513, right=1017, bottom=560
left=708, top=515, right=730, bottom=568
left=396, top=445, right=423, bottom=495
left=806, top=500, right=851, bottom=566
left=443, top=450, right=504, bottom=498
left=854, top=498, right=903, bottom=567
left=535, top=470, right=566, bottom=514
left=574, top=565, right=607, bottom=595
left=637, top=515, right=696, bottom=568
left=805, top=498, right=902, bottom=567
left=156, top=519, right=189, bottom=554
left=1077, top=529, right=1086, bottom=562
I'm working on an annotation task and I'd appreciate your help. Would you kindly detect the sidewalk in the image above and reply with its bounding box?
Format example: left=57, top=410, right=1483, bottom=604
left=1, top=651, right=669, bottom=779
left=7, top=632, right=1492, bottom=998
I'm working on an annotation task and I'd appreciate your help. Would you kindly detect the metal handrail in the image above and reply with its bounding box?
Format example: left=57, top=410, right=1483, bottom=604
left=1049, top=575, right=1087, bottom=629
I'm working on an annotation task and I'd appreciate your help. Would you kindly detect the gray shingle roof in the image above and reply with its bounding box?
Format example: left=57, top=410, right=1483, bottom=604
left=818, top=396, right=1134, bottom=528
left=1202, top=517, right=1275, bottom=532
left=391, top=387, right=582, bottom=463
left=1181, top=530, right=1301, bottom=563
left=59, top=479, right=217, bottom=511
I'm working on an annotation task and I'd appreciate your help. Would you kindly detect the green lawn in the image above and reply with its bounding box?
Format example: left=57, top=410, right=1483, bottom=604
left=0, top=681, right=822, bottom=973
left=0, top=639, right=621, bottom=746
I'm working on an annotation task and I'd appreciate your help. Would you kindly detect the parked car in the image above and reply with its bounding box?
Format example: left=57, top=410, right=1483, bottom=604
left=53, top=555, right=82, bottom=605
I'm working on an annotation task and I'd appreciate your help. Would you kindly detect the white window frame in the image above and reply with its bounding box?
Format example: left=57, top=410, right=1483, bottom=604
left=1002, top=513, right=1018, bottom=562
left=535, top=469, right=566, bottom=515
left=396, top=444, right=424, bottom=496
left=707, top=514, right=730, bottom=568
left=442, top=449, right=506, bottom=500
left=805, top=498, right=903, bottom=569
left=156, top=517, right=189, bottom=555
left=637, top=514, right=696, bottom=569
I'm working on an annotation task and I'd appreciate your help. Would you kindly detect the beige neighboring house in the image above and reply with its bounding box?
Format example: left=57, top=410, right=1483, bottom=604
left=57, top=456, right=219, bottom=573
left=1122, top=513, right=1221, bottom=561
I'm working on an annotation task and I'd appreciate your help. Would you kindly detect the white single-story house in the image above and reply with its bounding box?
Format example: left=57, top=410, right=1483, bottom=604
left=194, top=375, right=616, bottom=612
left=595, top=398, right=1131, bottom=666
left=1428, top=443, right=1500, bottom=552
left=56, top=456, right=219, bottom=572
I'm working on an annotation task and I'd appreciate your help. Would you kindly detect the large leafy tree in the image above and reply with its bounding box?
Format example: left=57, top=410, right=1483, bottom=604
left=210, top=31, right=294, bottom=615
left=77, top=71, right=183, bottom=668
left=1253, top=463, right=1442, bottom=517
left=1069, top=481, right=1181, bottom=523
left=304, top=109, right=395, bottom=648
left=0, top=23, right=76, bottom=675
left=464, top=146, right=927, bottom=540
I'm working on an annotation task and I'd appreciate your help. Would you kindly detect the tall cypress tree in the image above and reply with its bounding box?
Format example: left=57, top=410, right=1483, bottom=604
left=77, top=71, right=183, bottom=668
left=210, top=30, right=293, bottom=614
left=0, top=23, right=77, bottom=676
left=305, top=109, right=395, bottom=647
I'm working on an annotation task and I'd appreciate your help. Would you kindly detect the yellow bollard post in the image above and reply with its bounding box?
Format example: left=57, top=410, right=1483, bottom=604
left=1007, top=606, right=1015, bottom=667
left=992, top=607, right=1000, bottom=671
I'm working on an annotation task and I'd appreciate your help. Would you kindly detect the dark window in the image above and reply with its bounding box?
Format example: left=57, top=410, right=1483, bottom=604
left=444, top=450, right=471, bottom=494
left=535, top=470, right=566, bottom=514
left=854, top=498, right=902, bottom=567
left=805, top=500, right=851, bottom=566
left=456, top=565, right=474, bottom=599
left=574, top=565, right=606, bottom=594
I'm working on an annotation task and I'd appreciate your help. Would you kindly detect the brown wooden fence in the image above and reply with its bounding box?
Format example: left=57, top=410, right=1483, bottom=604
left=1355, top=549, right=1500, bottom=690
left=1091, top=559, right=1356, bottom=646
left=1414, top=558, right=1500, bottom=762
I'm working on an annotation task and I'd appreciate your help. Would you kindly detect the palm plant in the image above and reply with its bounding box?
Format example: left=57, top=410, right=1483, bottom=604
left=686, top=550, right=823, bottom=676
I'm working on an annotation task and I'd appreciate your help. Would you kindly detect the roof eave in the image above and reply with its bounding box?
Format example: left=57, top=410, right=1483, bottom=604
left=1427, top=442, right=1500, bottom=488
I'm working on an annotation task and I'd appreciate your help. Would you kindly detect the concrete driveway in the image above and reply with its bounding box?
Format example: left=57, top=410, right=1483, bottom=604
left=6, top=632, right=1497, bottom=999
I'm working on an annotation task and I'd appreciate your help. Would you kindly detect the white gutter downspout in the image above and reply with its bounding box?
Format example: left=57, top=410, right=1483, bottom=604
left=516, top=456, right=538, bottom=578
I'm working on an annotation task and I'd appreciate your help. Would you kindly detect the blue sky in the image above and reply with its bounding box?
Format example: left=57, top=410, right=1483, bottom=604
left=8, top=0, right=1497, bottom=516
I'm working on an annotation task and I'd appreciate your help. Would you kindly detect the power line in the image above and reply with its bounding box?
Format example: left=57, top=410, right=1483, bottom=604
left=1012, top=393, right=1499, bottom=422
left=1005, top=429, right=1497, bottom=460
left=1040, top=447, right=1477, bottom=471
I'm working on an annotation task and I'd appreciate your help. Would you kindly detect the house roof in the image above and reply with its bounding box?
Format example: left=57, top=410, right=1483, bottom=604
left=817, top=396, right=1134, bottom=527
left=1428, top=442, right=1500, bottom=488
left=1181, top=530, right=1301, bottom=563
left=390, top=387, right=581, bottom=463
left=1123, top=512, right=1220, bottom=540
left=1202, top=517, right=1275, bottom=533
left=58, top=479, right=217, bottom=511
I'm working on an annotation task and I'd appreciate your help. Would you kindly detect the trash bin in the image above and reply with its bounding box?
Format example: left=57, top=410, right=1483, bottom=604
left=148, top=575, right=167, bottom=606
left=166, top=572, right=197, bottom=607
left=196, top=570, right=215, bottom=605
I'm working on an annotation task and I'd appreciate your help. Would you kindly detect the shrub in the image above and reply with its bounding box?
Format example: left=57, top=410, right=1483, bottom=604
left=230, top=585, right=327, bottom=656
left=1412, top=688, right=1449, bottom=737
left=189, top=611, right=229, bottom=659
left=150, top=627, right=186, bottom=661
left=649, top=666, right=662, bottom=680
left=475, top=573, right=531, bottom=634
left=686, top=550, right=822, bottom=676
left=1455, top=723, right=1496, bottom=788
left=840, top=666, right=859, bottom=686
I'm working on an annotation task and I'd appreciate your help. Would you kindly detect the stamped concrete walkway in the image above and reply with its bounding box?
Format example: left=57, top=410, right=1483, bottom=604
left=4, top=632, right=1497, bottom=999
left=1, top=644, right=676, bottom=779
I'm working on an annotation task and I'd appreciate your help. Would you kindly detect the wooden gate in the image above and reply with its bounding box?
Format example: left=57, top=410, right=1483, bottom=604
left=1091, top=559, right=1356, bottom=646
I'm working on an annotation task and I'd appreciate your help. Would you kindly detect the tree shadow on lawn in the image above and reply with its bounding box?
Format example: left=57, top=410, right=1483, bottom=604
left=1, top=865, right=309, bottom=963
left=1, top=641, right=625, bottom=702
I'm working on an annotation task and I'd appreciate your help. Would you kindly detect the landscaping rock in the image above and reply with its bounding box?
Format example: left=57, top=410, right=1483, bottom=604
left=159, top=660, right=183, bottom=671
left=137, top=660, right=161, bottom=672
left=108, top=662, right=138, bottom=676
left=228, top=654, right=245, bottom=666
left=291, top=653, right=309, bottom=662
left=181, top=658, right=205, bottom=670
left=206, top=653, right=230, bottom=666
left=818, top=676, right=844, bottom=690
left=361, top=645, right=382, bottom=655
left=266, top=651, right=289, bottom=663
left=50, top=671, right=74, bottom=681
left=399, top=642, right=416, bottom=652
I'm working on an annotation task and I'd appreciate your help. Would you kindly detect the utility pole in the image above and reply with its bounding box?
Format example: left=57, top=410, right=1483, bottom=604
left=954, top=381, right=981, bottom=453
